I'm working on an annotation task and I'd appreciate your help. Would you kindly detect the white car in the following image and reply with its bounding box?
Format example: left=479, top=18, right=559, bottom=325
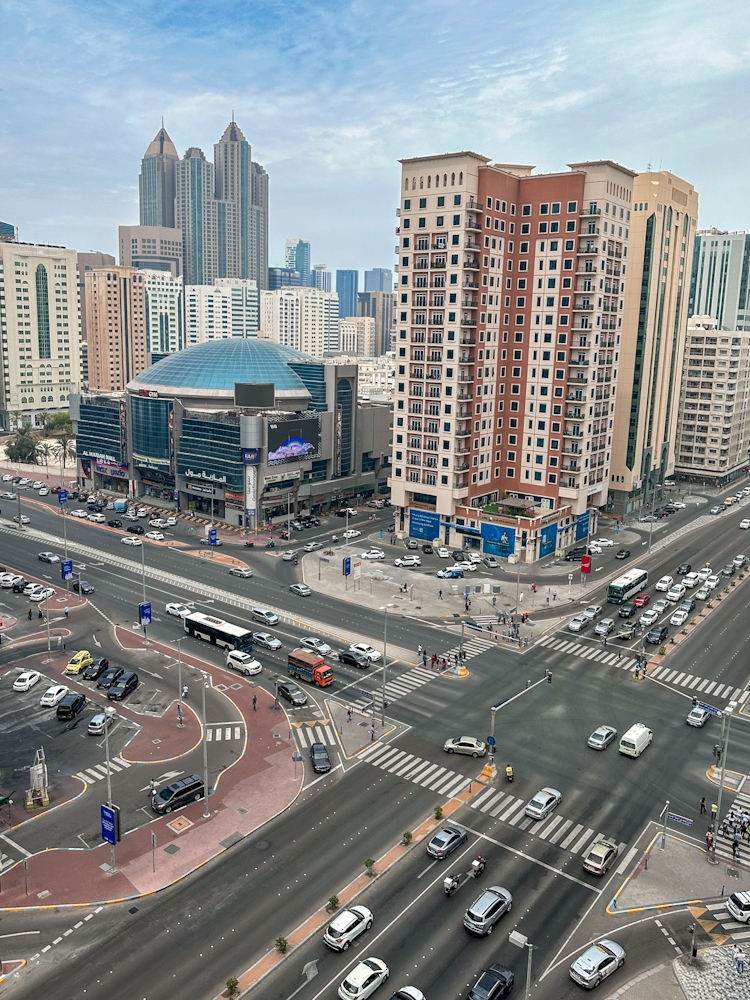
left=228, top=566, right=253, bottom=578
left=525, top=787, right=562, bottom=820
left=13, top=670, right=42, bottom=691
left=669, top=501, right=686, bottom=509
left=122, top=536, right=142, bottom=546
left=665, top=584, right=686, bottom=603
left=593, top=538, right=615, bottom=547
left=165, top=516, right=177, bottom=526
left=1, top=491, right=17, bottom=500
left=123, top=512, right=139, bottom=521
left=706, top=575, right=721, bottom=590
left=303, top=541, right=323, bottom=552
left=343, top=529, right=362, bottom=539
left=639, top=609, right=658, bottom=626
left=456, top=561, right=478, bottom=573
left=145, top=531, right=165, bottom=541
left=1, top=474, right=11, bottom=481
left=88, top=512, right=105, bottom=523
left=38, top=488, right=49, bottom=496
left=655, top=576, right=673, bottom=591
left=741, top=519, right=750, bottom=529
left=12, top=514, right=31, bottom=524
left=350, top=643, right=381, bottom=662
left=324, top=904, right=373, bottom=951
left=71, top=508, right=88, bottom=518
left=149, top=518, right=168, bottom=528
left=299, top=637, right=332, bottom=655
left=29, top=587, right=55, bottom=603
left=32, top=481, right=44, bottom=489
left=106, top=501, right=115, bottom=510
left=695, top=584, right=711, bottom=601
left=697, top=567, right=712, bottom=582
left=588, top=544, right=603, bottom=554
left=338, top=957, right=389, bottom=1000
left=361, top=550, right=385, bottom=560
left=226, top=651, right=262, bottom=676
left=467, top=552, right=482, bottom=564
left=394, top=555, right=421, bottom=568
left=0, top=574, right=23, bottom=589
left=137, top=507, right=149, bottom=517
left=40, top=684, right=69, bottom=706
left=670, top=609, right=689, bottom=626
left=166, top=603, right=191, bottom=618
left=437, top=547, right=450, bottom=558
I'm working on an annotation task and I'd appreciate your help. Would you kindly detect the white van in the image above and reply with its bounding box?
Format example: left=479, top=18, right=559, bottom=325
left=252, top=608, right=279, bottom=626
left=655, top=575, right=673, bottom=592
left=619, top=723, right=653, bottom=758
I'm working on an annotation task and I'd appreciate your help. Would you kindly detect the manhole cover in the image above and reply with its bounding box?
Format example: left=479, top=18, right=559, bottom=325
left=256, top=841, right=269, bottom=850
left=728, top=866, right=740, bottom=878
left=129, top=907, right=138, bottom=914
left=236, top=806, right=248, bottom=816
left=359, top=721, right=369, bottom=728
left=216, top=684, right=228, bottom=691
left=164, top=843, right=180, bottom=855
left=230, top=683, right=243, bottom=690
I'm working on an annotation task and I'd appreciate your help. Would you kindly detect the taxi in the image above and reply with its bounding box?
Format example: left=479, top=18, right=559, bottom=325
left=65, top=650, right=93, bottom=675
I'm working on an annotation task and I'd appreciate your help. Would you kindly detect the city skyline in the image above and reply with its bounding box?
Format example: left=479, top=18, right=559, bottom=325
left=2, top=0, right=748, bottom=280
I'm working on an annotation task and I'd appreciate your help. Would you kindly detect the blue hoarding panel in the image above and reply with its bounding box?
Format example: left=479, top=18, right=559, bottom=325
left=481, top=522, right=515, bottom=557
left=58, top=489, right=67, bottom=504
left=101, top=804, right=116, bottom=845
left=139, top=602, right=152, bottom=625
left=62, top=560, right=73, bottom=581
left=409, top=509, right=440, bottom=540
left=575, top=510, right=590, bottom=541
left=539, top=523, right=557, bottom=558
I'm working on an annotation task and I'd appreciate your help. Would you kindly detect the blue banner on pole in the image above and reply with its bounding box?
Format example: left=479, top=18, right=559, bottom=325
left=139, top=602, right=152, bottom=626
left=539, top=523, right=558, bottom=558
left=209, top=527, right=217, bottom=545
left=408, top=509, right=440, bottom=541
left=575, top=510, right=591, bottom=541
left=62, top=560, right=73, bottom=581
left=343, top=556, right=351, bottom=577
left=101, top=804, right=117, bottom=845
left=58, top=489, right=67, bottom=504
left=482, top=523, right=515, bottom=557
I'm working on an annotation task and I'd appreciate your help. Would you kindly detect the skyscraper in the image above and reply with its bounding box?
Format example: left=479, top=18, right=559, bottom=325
left=285, top=239, right=312, bottom=286
left=365, top=268, right=392, bottom=292
left=261, top=287, right=339, bottom=357
left=358, top=290, right=394, bottom=356
left=313, top=264, right=332, bottom=292
left=336, top=270, right=358, bottom=318
left=85, top=266, right=148, bottom=391
left=688, top=230, right=750, bottom=332
left=252, top=162, right=269, bottom=290
left=139, top=125, right=179, bottom=229
left=175, top=147, right=218, bottom=286
left=119, top=225, right=183, bottom=276
left=268, top=267, right=301, bottom=289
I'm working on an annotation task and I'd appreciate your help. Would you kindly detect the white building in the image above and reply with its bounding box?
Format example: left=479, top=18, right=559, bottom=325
left=312, top=264, right=332, bottom=292
left=339, top=316, right=377, bottom=356
left=675, top=315, right=750, bottom=485
left=0, top=241, right=82, bottom=429
left=261, top=287, right=339, bottom=358
left=185, top=279, right=259, bottom=345
left=142, top=269, right=183, bottom=354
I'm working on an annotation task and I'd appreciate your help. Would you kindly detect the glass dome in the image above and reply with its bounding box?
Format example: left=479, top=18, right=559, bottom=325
left=130, top=339, right=314, bottom=392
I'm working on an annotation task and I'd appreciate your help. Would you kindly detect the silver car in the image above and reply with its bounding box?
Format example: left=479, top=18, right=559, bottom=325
left=299, top=637, right=332, bottom=655
left=463, top=886, right=512, bottom=935
left=443, top=736, right=486, bottom=757
left=587, top=725, right=617, bottom=750
left=594, top=618, right=615, bottom=636
left=568, top=614, right=589, bottom=633
left=582, top=604, right=603, bottom=620
left=323, top=904, right=373, bottom=951
left=569, top=939, right=625, bottom=989
left=229, top=567, right=253, bottom=578
left=687, top=706, right=710, bottom=728
left=524, top=787, right=562, bottom=820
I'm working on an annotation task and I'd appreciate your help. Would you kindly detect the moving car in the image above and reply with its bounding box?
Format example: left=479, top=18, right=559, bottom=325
left=706, top=574, right=721, bottom=590
left=670, top=609, right=689, bottom=626
left=336, top=508, right=358, bottom=517
left=639, top=609, right=658, bottom=627
left=468, top=965, right=514, bottom=1000
left=65, top=650, right=93, bottom=675
left=338, top=649, right=370, bottom=669
left=456, top=561, right=478, bottom=574
left=13, top=670, right=41, bottom=691
left=665, top=584, right=686, bottom=602
left=198, top=536, right=223, bottom=546
left=166, top=603, right=191, bottom=618
left=290, top=584, right=312, bottom=596
left=149, top=518, right=168, bottom=528
left=281, top=551, right=298, bottom=562
left=277, top=680, right=307, bottom=706
left=582, top=840, right=619, bottom=876
left=107, top=671, right=139, bottom=701
left=226, top=651, right=262, bottom=676
left=726, top=892, right=750, bottom=924
left=569, top=940, right=625, bottom=989
left=309, top=742, right=331, bottom=773
left=687, top=706, right=710, bottom=727
left=350, top=643, right=381, bottom=662
left=587, top=725, right=617, bottom=750
left=721, top=564, right=736, bottom=577
left=122, top=537, right=142, bottom=546
left=618, top=602, right=636, bottom=618
left=483, top=555, right=499, bottom=568
left=426, top=824, right=467, bottom=859
left=299, top=637, right=332, bottom=655
left=680, top=597, right=696, bottom=613
left=525, top=787, right=562, bottom=820
left=151, top=774, right=204, bottom=814
left=71, top=579, right=95, bottom=594
left=617, top=622, right=635, bottom=640
left=615, top=549, right=630, bottom=560
left=342, top=529, right=361, bottom=539
left=682, top=572, right=699, bottom=588
left=443, top=736, right=486, bottom=757
left=437, top=566, right=463, bottom=579
left=632, top=593, right=650, bottom=607
left=463, top=885, right=513, bottom=935
left=87, top=512, right=105, bottom=523
left=127, top=524, right=145, bottom=534
left=646, top=625, right=668, bottom=644
left=361, top=550, right=385, bottom=560
left=734, top=554, right=748, bottom=567
left=323, top=904, right=373, bottom=951
left=655, top=575, right=673, bottom=591
left=82, top=657, right=110, bottom=681
left=677, top=563, right=692, bottom=575
left=38, top=551, right=59, bottom=563
left=253, top=632, right=282, bottom=650
left=303, top=541, right=323, bottom=552
left=741, top=519, right=750, bottom=529
left=338, top=957, right=389, bottom=1000
left=592, top=538, right=614, bottom=547
left=13, top=514, right=31, bottom=524
left=582, top=605, right=602, bottom=620
left=145, top=531, right=165, bottom=541
left=568, top=614, right=589, bottom=632
left=594, top=617, right=615, bottom=636
left=393, top=555, right=420, bottom=567
left=696, top=567, right=712, bottom=582
left=228, top=566, right=253, bottom=578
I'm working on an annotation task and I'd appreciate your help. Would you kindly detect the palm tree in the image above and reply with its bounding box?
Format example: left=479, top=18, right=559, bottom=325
left=54, top=434, right=76, bottom=487
left=36, top=441, right=53, bottom=470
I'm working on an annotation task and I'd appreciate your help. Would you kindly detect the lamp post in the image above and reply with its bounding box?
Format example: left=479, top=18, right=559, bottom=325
left=378, top=604, right=395, bottom=726
left=103, top=704, right=118, bottom=873
left=62, top=502, right=69, bottom=592
left=711, top=700, right=738, bottom=864
left=140, top=541, right=146, bottom=604
left=175, top=637, right=184, bottom=727
left=201, top=670, right=210, bottom=819
left=509, top=930, right=536, bottom=999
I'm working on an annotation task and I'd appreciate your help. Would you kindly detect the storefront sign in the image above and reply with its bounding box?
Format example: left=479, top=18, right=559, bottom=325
left=138, top=389, right=159, bottom=398
left=263, top=470, right=301, bottom=486
left=242, top=448, right=260, bottom=465
left=183, top=468, right=227, bottom=484
left=245, top=465, right=257, bottom=516
left=186, top=482, right=216, bottom=496
left=224, top=489, right=243, bottom=512
left=93, top=462, right=129, bottom=478
left=481, top=522, right=515, bottom=557
left=132, top=454, right=171, bottom=471
left=539, top=522, right=558, bottom=558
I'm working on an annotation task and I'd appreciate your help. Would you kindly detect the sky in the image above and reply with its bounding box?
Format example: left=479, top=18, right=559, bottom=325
left=2, top=0, right=749, bottom=283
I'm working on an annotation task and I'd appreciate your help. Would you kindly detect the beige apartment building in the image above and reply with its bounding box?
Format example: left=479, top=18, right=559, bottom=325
left=0, top=241, right=82, bottom=429
left=609, top=172, right=699, bottom=515
left=119, top=225, right=183, bottom=277
left=388, top=151, right=635, bottom=560
left=339, top=316, right=377, bottom=356
left=674, top=316, right=750, bottom=485
left=261, top=287, right=339, bottom=358
left=85, top=266, right=148, bottom=391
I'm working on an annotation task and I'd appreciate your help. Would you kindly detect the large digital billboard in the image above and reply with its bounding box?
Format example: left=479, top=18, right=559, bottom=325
left=267, top=416, right=320, bottom=465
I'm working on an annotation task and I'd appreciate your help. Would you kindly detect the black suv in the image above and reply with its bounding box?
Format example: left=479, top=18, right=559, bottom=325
left=618, top=602, right=636, bottom=618
left=127, top=525, right=145, bottom=535
left=469, top=965, right=514, bottom=1000
left=646, top=624, right=669, bottom=644
left=277, top=681, right=307, bottom=706
left=565, top=547, right=589, bottom=561
left=82, top=656, right=110, bottom=680
left=97, top=666, right=124, bottom=690
left=338, top=649, right=370, bottom=669
left=108, top=671, right=139, bottom=701
left=57, top=692, right=86, bottom=720
left=12, top=578, right=30, bottom=593
left=678, top=563, right=692, bottom=575
left=152, top=774, right=204, bottom=814
left=72, top=579, right=94, bottom=594
left=309, top=743, right=331, bottom=773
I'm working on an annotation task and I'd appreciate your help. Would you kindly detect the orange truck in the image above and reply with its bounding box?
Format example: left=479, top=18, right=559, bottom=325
left=287, top=648, right=334, bottom=688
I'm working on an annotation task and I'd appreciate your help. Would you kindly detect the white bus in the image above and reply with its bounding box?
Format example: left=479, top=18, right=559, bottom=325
left=183, top=612, right=254, bottom=651
left=607, top=568, right=648, bottom=604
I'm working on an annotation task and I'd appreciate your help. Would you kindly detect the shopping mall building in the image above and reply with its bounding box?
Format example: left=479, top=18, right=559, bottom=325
left=70, top=339, right=391, bottom=526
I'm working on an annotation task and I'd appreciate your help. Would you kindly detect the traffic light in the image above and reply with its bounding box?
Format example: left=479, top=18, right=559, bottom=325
left=546, top=669, right=552, bottom=684
left=692, top=695, right=697, bottom=708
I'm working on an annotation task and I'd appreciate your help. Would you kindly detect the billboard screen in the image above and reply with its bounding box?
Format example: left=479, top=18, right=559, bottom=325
left=539, top=523, right=557, bottom=558
left=409, top=509, right=440, bottom=541
left=481, top=522, right=515, bottom=558
left=267, top=417, right=320, bottom=465
left=234, top=383, right=275, bottom=408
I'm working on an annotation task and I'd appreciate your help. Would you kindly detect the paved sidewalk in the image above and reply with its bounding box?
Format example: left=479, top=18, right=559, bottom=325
left=605, top=961, right=683, bottom=999
left=0, top=633, right=302, bottom=908
left=327, top=699, right=396, bottom=757
left=674, top=948, right=750, bottom=999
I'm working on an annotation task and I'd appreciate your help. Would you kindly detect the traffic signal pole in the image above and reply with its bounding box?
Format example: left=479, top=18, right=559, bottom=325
left=487, top=670, right=552, bottom=778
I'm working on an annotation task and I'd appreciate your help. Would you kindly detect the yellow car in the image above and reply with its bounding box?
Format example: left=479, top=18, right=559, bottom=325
left=65, top=650, right=92, bottom=675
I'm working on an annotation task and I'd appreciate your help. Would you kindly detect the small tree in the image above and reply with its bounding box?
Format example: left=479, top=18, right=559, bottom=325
left=434, top=805, right=443, bottom=820
left=364, top=858, right=376, bottom=876
left=275, top=936, right=288, bottom=954
left=402, top=831, right=413, bottom=846
left=327, top=895, right=339, bottom=911
left=226, top=978, right=239, bottom=996
left=36, top=441, right=53, bottom=469
left=659, top=645, right=666, bottom=655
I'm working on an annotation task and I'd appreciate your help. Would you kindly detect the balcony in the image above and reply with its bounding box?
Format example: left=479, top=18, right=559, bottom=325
left=457, top=391, right=473, bottom=400
left=569, top=359, right=590, bottom=367
left=582, top=227, right=601, bottom=236
left=567, top=373, right=589, bottom=384
left=466, top=199, right=483, bottom=213
left=580, top=207, right=602, bottom=217
left=463, top=281, right=480, bottom=290
left=577, top=244, right=599, bottom=255
left=465, top=239, right=482, bottom=250
left=459, top=353, right=475, bottom=363
left=561, top=446, right=582, bottom=455
left=573, top=302, right=594, bottom=311
left=430, top=261, right=446, bottom=269
left=459, top=335, right=476, bottom=345
left=466, top=220, right=482, bottom=231
left=432, top=243, right=448, bottom=250
left=460, top=319, right=477, bottom=328
left=456, top=426, right=471, bottom=437
left=455, top=461, right=470, bottom=472
left=462, top=299, right=479, bottom=309
left=576, top=266, right=596, bottom=275
left=458, top=373, right=475, bottom=383
left=565, top=409, right=583, bottom=419
left=456, top=446, right=470, bottom=455
left=563, top=427, right=583, bottom=437
left=463, top=260, right=480, bottom=270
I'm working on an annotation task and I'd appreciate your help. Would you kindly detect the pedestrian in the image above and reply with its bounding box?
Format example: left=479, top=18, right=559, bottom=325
left=722, top=818, right=729, bottom=839
left=347, top=706, right=352, bottom=722
left=712, top=802, right=718, bottom=821
left=618, top=649, right=622, bottom=661
left=28, top=608, right=32, bottom=620
left=64, top=606, right=69, bottom=618
left=149, top=777, right=156, bottom=797
left=438, top=589, right=443, bottom=600
left=738, top=947, right=745, bottom=975
left=252, top=694, right=257, bottom=712
left=431, top=653, right=436, bottom=665
left=553, top=590, right=557, bottom=601
left=603, top=636, right=607, bottom=647
left=417, top=644, right=423, bottom=657
left=422, top=652, right=427, bottom=666
left=733, top=840, right=739, bottom=861
left=700, top=796, right=707, bottom=815
left=706, top=830, right=714, bottom=851
left=183, top=684, right=188, bottom=699
left=38, top=607, right=43, bottom=619
left=492, top=596, right=496, bottom=607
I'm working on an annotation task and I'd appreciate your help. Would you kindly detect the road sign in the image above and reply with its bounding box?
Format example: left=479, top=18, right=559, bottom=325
left=343, top=556, right=351, bottom=577
left=58, top=489, right=67, bottom=504
left=139, top=602, right=152, bottom=626
left=101, top=803, right=121, bottom=845
left=61, top=559, right=73, bottom=581
left=486, top=736, right=496, bottom=746
left=209, top=527, right=217, bottom=546
left=581, top=555, right=591, bottom=574
left=699, top=702, right=723, bottom=718
left=667, top=812, right=693, bottom=828
left=358, top=690, right=374, bottom=700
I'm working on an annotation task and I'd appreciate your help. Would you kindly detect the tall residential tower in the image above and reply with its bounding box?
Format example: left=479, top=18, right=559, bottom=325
left=139, top=125, right=179, bottom=229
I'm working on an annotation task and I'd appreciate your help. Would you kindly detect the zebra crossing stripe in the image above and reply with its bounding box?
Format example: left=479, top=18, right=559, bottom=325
left=560, top=823, right=583, bottom=849
left=423, top=767, right=449, bottom=789
left=673, top=672, right=685, bottom=684
left=472, top=787, right=498, bottom=810
left=741, top=691, right=749, bottom=705
left=415, top=764, right=439, bottom=784
left=85, top=768, right=104, bottom=781
left=389, top=754, right=416, bottom=775
left=537, top=815, right=564, bottom=840
left=581, top=831, right=604, bottom=857
left=499, top=798, right=523, bottom=822
left=570, top=827, right=596, bottom=854
left=434, top=772, right=464, bottom=795
left=365, top=745, right=397, bottom=765
left=697, top=679, right=710, bottom=692
left=480, top=791, right=505, bottom=813
left=732, top=687, right=743, bottom=702
left=689, top=676, right=702, bottom=689
left=548, top=818, right=572, bottom=844
left=489, top=795, right=512, bottom=817
left=404, top=760, right=433, bottom=780
left=616, top=845, right=638, bottom=874
left=517, top=817, right=533, bottom=831
left=704, top=681, right=716, bottom=695
left=382, top=751, right=408, bottom=771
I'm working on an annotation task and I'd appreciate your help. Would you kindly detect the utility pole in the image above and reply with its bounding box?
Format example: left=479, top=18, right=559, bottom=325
left=379, top=604, right=394, bottom=726
left=711, top=701, right=738, bottom=864
left=202, top=671, right=210, bottom=819
left=103, top=705, right=117, bottom=872
left=176, top=637, right=184, bottom=727
left=140, top=542, right=146, bottom=604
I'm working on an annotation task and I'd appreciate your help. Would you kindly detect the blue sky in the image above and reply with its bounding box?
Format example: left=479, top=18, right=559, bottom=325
left=1, top=0, right=748, bottom=283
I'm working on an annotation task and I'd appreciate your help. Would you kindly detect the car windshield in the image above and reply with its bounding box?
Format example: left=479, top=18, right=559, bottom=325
left=530, top=796, right=546, bottom=808
left=432, top=831, right=450, bottom=845
left=156, top=787, right=174, bottom=802
left=592, top=729, right=606, bottom=739
left=474, top=973, right=498, bottom=997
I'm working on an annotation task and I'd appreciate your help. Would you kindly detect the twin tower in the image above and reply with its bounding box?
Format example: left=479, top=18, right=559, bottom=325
left=139, top=120, right=268, bottom=288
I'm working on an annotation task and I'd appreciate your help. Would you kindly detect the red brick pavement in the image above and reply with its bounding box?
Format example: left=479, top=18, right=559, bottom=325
left=0, top=632, right=302, bottom=908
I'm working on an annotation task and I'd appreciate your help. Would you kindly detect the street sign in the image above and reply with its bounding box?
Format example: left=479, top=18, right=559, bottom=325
left=101, top=803, right=121, bottom=844
left=139, top=602, right=152, bottom=626
left=486, top=736, right=496, bottom=746
left=581, top=555, right=591, bottom=574
left=319, top=557, right=329, bottom=564
left=358, top=690, right=374, bottom=699
left=209, top=527, right=217, bottom=546
left=699, top=702, right=723, bottom=718
left=343, top=556, right=351, bottom=577
left=61, top=560, right=73, bottom=581
left=58, top=489, right=67, bottom=504
left=667, top=812, right=693, bottom=828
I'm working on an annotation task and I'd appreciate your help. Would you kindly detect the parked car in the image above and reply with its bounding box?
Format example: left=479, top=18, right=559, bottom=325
left=483, top=556, right=499, bottom=568
left=107, top=671, right=139, bottom=700
left=97, top=666, right=124, bottom=690
left=82, top=657, right=110, bottom=681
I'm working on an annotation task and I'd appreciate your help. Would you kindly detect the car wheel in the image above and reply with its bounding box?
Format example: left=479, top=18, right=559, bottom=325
left=447, top=747, right=454, bottom=754
left=506, top=901, right=512, bottom=912
left=194, top=793, right=202, bottom=802
left=486, top=923, right=493, bottom=934
left=244, top=668, right=251, bottom=676
left=472, top=751, right=479, bottom=758
left=594, top=975, right=602, bottom=987
left=165, top=806, right=172, bottom=813
left=342, top=940, right=349, bottom=951
left=365, top=919, right=372, bottom=930
left=617, top=958, right=624, bottom=968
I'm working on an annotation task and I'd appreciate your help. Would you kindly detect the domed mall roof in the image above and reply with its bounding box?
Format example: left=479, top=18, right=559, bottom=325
left=128, top=338, right=315, bottom=403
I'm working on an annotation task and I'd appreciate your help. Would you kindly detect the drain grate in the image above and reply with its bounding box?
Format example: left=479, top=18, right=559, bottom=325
left=164, top=844, right=180, bottom=855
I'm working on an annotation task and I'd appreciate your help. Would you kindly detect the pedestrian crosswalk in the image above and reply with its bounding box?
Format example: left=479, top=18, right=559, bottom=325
left=350, top=665, right=437, bottom=714
left=710, top=787, right=750, bottom=869
left=648, top=666, right=748, bottom=705
left=359, top=743, right=474, bottom=798
left=468, top=785, right=627, bottom=860
left=293, top=722, right=338, bottom=748
left=75, top=756, right=131, bottom=784
left=703, top=900, right=750, bottom=942
left=206, top=724, right=243, bottom=742
left=537, top=635, right=641, bottom=672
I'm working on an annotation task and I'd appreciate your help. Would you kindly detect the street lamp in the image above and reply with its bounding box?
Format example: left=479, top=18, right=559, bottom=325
left=103, top=704, right=118, bottom=873
left=174, top=636, right=184, bottom=727
left=194, top=668, right=211, bottom=819
left=711, top=700, right=738, bottom=864
left=378, top=603, right=395, bottom=726
left=509, top=930, right=536, bottom=999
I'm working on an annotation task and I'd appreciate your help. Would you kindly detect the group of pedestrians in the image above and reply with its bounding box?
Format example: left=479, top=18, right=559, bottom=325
left=729, top=943, right=746, bottom=975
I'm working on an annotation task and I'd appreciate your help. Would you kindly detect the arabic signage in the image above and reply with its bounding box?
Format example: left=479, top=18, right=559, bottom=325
left=245, top=465, right=257, bottom=517
left=263, top=470, right=301, bottom=486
